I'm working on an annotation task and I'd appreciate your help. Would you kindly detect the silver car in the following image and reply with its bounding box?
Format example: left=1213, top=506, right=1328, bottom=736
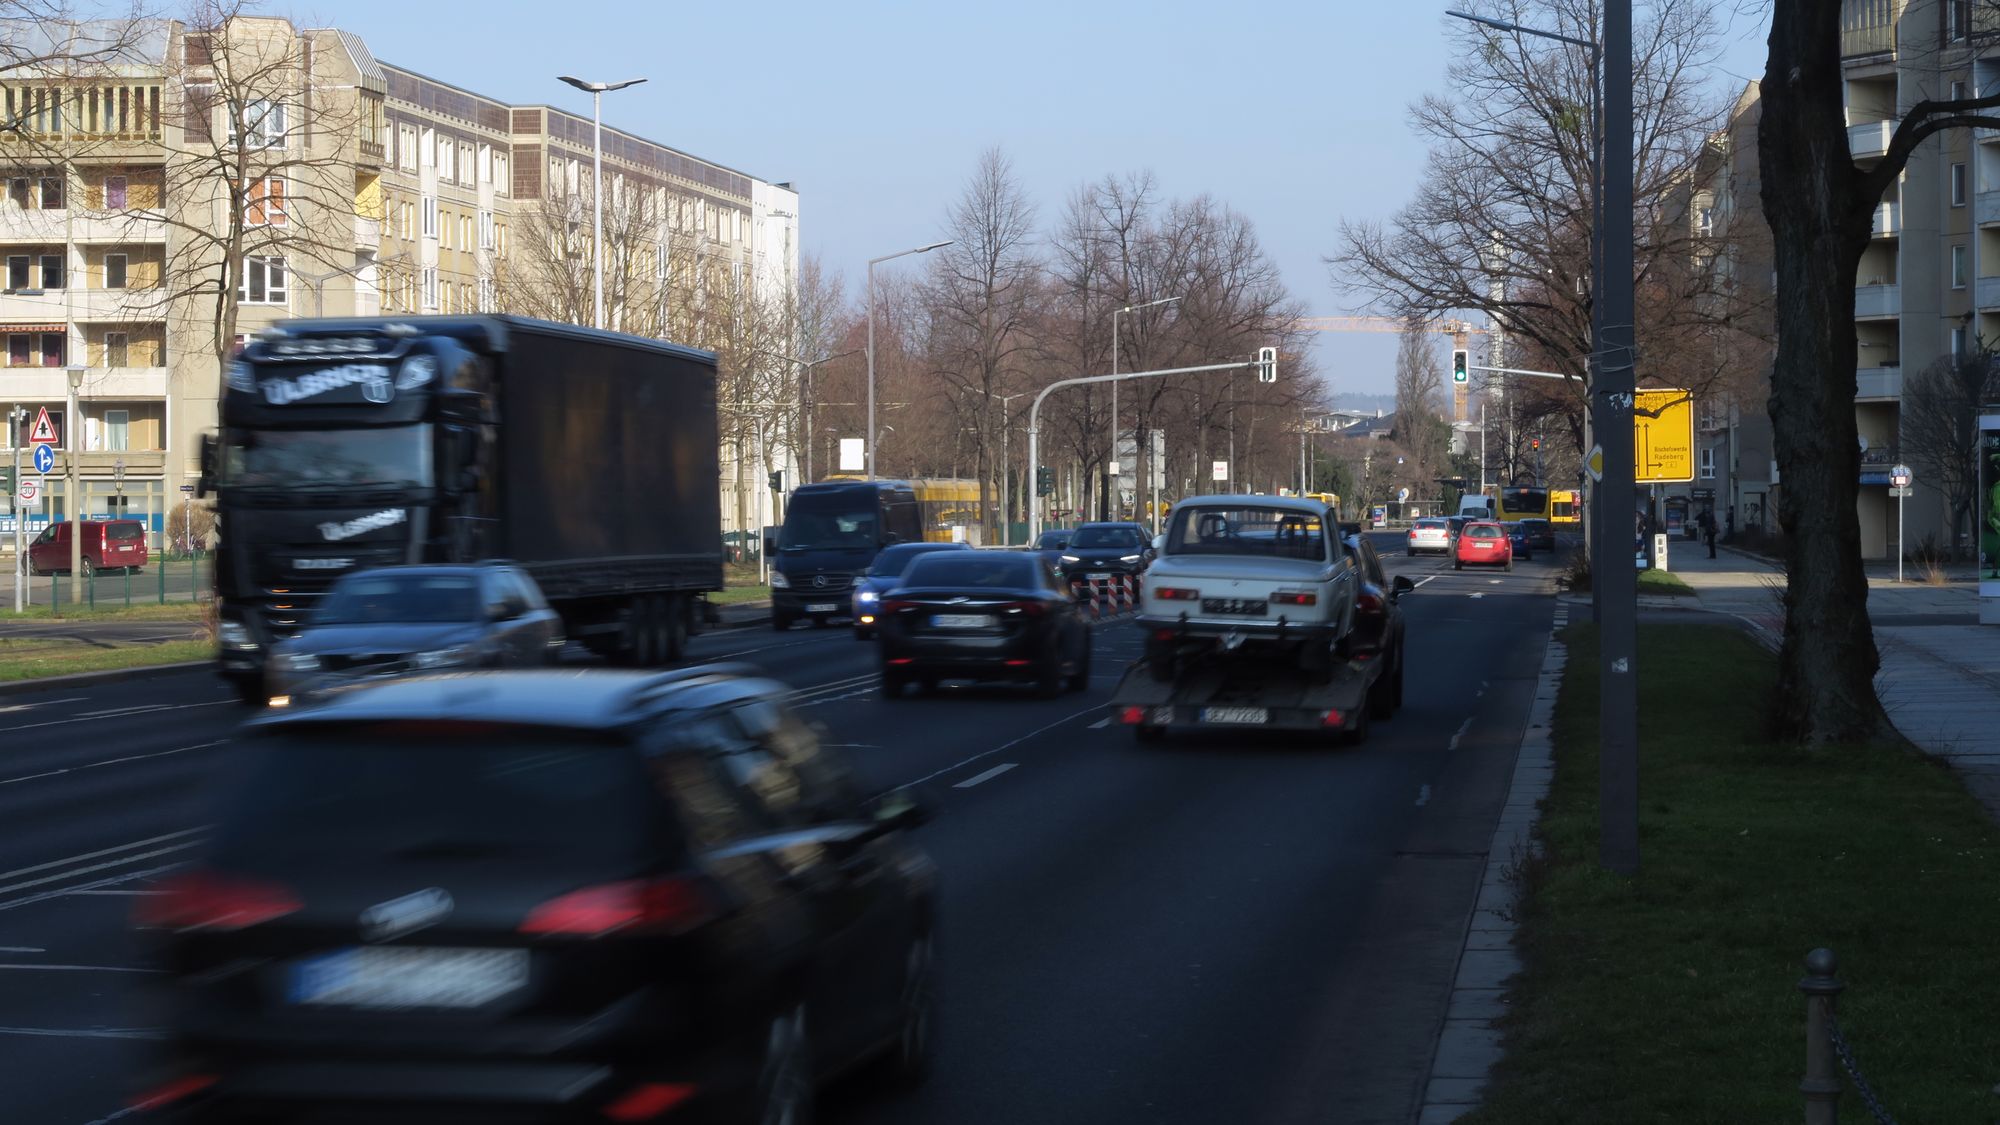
left=263, top=563, right=564, bottom=705
left=1406, top=517, right=1453, bottom=556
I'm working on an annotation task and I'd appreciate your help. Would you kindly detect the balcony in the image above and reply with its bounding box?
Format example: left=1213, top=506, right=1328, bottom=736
left=0, top=366, right=167, bottom=400
left=358, top=138, right=386, bottom=167
left=0, top=287, right=163, bottom=322
left=0, top=209, right=167, bottom=245
left=1841, top=19, right=1895, bottom=58
left=354, top=216, right=381, bottom=251
left=1847, top=119, right=1893, bottom=159
left=1872, top=200, right=1902, bottom=237
left=1980, top=191, right=2000, bottom=227
left=1854, top=282, right=1900, bottom=318
left=1978, top=275, right=2000, bottom=310
left=1855, top=366, right=1903, bottom=400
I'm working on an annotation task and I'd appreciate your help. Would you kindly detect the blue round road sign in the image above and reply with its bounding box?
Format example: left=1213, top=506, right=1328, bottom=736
left=31, top=444, right=53, bottom=474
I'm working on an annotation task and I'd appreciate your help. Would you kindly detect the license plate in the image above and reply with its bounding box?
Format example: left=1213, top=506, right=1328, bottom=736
left=288, top=947, right=527, bottom=1009
left=806, top=603, right=839, bottom=613
left=1203, top=706, right=1267, bottom=724
left=931, top=614, right=988, bottom=628
left=1086, top=572, right=1112, bottom=581
left=1200, top=598, right=1268, bottom=616
left=1474, top=542, right=1491, bottom=549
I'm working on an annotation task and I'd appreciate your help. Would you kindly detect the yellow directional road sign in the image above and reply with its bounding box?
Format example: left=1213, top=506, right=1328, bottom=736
left=1634, top=388, right=1695, bottom=483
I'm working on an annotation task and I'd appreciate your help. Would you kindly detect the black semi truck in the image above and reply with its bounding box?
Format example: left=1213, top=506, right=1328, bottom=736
left=201, top=315, right=723, bottom=700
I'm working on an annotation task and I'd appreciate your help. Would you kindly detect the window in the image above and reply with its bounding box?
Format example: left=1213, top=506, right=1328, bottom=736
left=39, top=174, right=62, bottom=209
left=478, top=144, right=491, bottom=184
left=421, top=266, right=438, bottom=309
left=478, top=209, right=494, bottom=250
left=398, top=200, right=412, bottom=241
left=398, top=123, right=417, bottom=172
left=246, top=176, right=287, bottom=226
left=104, top=253, right=127, bottom=289
left=39, top=333, right=63, bottom=366
left=1697, top=204, right=1713, bottom=235
left=1953, top=325, right=1969, bottom=356
left=105, top=331, right=128, bottom=367
left=421, top=195, right=437, bottom=238
left=477, top=275, right=494, bottom=312
left=460, top=215, right=472, bottom=251
left=6, top=255, right=27, bottom=289
left=7, top=335, right=27, bottom=365
left=229, top=99, right=285, bottom=147
left=1952, top=244, right=1969, bottom=289
left=1951, top=0, right=1970, bottom=40
left=40, top=254, right=62, bottom=289
left=1952, top=162, right=1967, bottom=207
left=105, top=174, right=127, bottom=209
left=459, top=144, right=474, bottom=185
left=104, top=409, right=128, bottom=452
left=239, top=255, right=287, bottom=305
left=1953, top=81, right=1968, bottom=103
left=439, top=210, right=450, bottom=249
left=496, top=222, right=508, bottom=258
left=7, top=178, right=27, bottom=208
left=494, top=153, right=508, bottom=195
left=439, top=138, right=454, bottom=181
left=1699, top=447, right=1715, bottom=480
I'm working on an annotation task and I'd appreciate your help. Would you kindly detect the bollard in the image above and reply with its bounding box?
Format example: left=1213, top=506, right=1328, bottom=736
left=122, top=564, right=131, bottom=606
left=1800, top=947, right=1843, bottom=1125
left=87, top=566, right=95, bottom=610
left=158, top=553, right=165, bottom=604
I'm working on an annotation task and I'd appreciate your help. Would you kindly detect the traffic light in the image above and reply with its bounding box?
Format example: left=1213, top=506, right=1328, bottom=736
left=1036, top=466, right=1055, bottom=496
left=1451, top=348, right=1469, bottom=384
left=767, top=469, right=784, bottom=492
left=1257, top=345, right=1278, bottom=384
left=1531, top=437, right=1541, bottom=451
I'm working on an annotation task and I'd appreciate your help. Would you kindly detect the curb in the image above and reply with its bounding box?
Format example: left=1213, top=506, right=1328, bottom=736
left=0, top=659, right=211, bottom=698
left=1414, top=603, right=1566, bottom=1124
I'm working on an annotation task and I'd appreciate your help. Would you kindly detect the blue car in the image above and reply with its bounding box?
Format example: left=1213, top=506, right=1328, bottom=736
left=1505, top=522, right=1533, bottom=561
left=853, top=541, right=974, bottom=638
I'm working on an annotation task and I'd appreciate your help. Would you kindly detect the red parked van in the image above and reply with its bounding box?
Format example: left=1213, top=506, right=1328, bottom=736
left=28, top=519, right=149, bottom=576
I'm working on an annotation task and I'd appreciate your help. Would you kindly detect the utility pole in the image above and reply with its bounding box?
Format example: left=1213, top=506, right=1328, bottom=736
left=65, top=366, right=83, bottom=601
left=9, top=404, right=23, bottom=612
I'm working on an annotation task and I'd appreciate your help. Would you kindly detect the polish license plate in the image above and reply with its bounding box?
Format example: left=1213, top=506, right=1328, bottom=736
left=1086, top=572, right=1112, bottom=581
left=1202, top=706, right=1267, bottom=724
left=288, top=947, right=527, bottom=1009
left=806, top=603, right=839, bottom=613
left=931, top=614, right=988, bottom=629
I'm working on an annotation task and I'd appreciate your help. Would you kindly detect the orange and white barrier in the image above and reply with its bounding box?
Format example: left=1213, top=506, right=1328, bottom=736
left=1072, top=574, right=1141, bottom=618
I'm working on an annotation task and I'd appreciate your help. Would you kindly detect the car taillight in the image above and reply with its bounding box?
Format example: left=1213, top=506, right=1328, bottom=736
left=128, top=1073, right=219, bottom=1112
left=1320, top=709, right=1345, bottom=727
left=1270, top=590, right=1317, bottom=606
left=1357, top=592, right=1384, bottom=616
left=134, top=870, right=301, bottom=931
left=1120, top=706, right=1146, bottom=725
left=1154, top=587, right=1199, bottom=601
left=603, top=1082, right=700, bottom=1121
left=520, top=877, right=717, bottom=937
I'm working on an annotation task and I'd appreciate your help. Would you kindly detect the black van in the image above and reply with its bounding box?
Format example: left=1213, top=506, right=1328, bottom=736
left=769, top=480, right=923, bottom=629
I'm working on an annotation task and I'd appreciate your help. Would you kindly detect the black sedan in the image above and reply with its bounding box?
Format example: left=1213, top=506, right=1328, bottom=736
left=131, top=668, right=938, bottom=1125
left=1343, top=533, right=1415, bottom=719
left=262, top=562, right=564, bottom=706
left=877, top=553, right=1090, bottom=698
left=1032, top=528, right=1072, bottom=569
left=1055, top=522, right=1154, bottom=587
left=1517, top=517, right=1556, bottom=553
left=852, top=541, right=974, bottom=639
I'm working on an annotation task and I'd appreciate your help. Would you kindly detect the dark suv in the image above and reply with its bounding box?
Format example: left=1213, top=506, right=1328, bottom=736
left=133, top=666, right=938, bottom=1124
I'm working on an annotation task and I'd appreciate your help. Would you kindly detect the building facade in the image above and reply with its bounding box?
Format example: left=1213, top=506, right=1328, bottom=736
left=0, top=16, right=799, bottom=546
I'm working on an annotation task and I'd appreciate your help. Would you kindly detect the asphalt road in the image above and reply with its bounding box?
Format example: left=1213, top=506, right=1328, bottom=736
left=0, top=532, right=1561, bottom=1125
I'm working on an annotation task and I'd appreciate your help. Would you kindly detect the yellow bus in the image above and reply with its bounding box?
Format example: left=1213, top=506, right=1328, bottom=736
left=1498, top=485, right=1582, bottom=528
left=823, top=475, right=984, bottom=541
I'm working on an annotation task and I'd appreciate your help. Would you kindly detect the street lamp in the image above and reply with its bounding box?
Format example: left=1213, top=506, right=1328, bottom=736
left=65, top=365, right=84, bottom=600
left=299, top=261, right=379, bottom=317
left=557, top=75, right=648, bottom=331
left=1110, top=295, right=1179, bottom=519
left=866, top=240, right=952, bottom=480
left=756, top=347, right=861, bottom=484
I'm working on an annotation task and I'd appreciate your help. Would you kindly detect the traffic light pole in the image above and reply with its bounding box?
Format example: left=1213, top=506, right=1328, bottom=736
left=1027, top=357, right=1272, bottom=543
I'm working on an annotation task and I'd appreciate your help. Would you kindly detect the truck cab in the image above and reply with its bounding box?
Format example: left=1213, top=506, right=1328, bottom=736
left=769, top=480, right=923, bottom=630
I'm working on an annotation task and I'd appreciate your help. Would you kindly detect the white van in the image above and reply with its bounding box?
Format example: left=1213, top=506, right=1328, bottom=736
left=1458, top=494, right=1497, bottom=520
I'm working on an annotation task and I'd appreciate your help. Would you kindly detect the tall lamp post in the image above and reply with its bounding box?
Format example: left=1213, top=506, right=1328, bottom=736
left=866, top=240, right=952, bottom=480
left=974, top=389, right=1027, bottom=544
left=1446, top=5, right=1636, bottom=874
left=1110, top=295, right=1179, bottom=520
left=65, top=364, right=84, bottom=602
left=557, top=75, right=648, bottom=331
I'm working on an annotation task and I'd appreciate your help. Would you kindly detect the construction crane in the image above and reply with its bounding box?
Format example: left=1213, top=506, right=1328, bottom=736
left=1289, top=316, right=1492, bottom=422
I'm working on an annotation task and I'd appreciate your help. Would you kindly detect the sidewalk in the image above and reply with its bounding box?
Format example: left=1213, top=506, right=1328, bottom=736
left=1651, top=541, right=2000, bottom=814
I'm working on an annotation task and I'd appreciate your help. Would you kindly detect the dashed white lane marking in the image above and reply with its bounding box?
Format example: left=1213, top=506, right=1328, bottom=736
left=0, top=963, right=161, bottom=973
left=1449, top=718, right=1474, bottom=751
left=0, top=699, right=228, bottom=734
left=1416, top=784, right=1432, bottom=807
left=905, top=705, right=1101, bottom=789
left=0, top=828, right=207, bottom=883
left=953, top=763, right=1018, bottom=789
left=64, top=889, right=165, bottom=896
left=0, top=697, right=85, bottom=715
left=1466, top=592, right=1485, bottom=599
left=0, top=844, right=204, bottom=900
left=0, top=946, right=45, bottom=953
left=0, top=1026, right=164, bottom=1041
left=1412, top=576, right=1437, bottom=588
left=0, top=741, right=227, bottom=788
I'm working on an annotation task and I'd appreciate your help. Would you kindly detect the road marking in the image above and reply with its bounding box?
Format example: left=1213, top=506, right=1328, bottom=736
left=953, top=763, right=1018, bottom=789
left=0, top=1026, right=165, bottom=1041
left=1466, top=592, right=1484, bottom=599
left=1488, top=579, right=1502, bottom=585
left=1416, top=784, right=1431, bottom=806
left=0, top=946, right=45, bottom=953
left=1449, top=718, right=1474, bottom=751
left=0, top=699, right=228, bottom=735
left=0, top=844, right=204, bottom=900
left=905, top=706, right=1101, bottom=789
left=0, top=697, right=85, bottom=715
left=0, top=827, right=208, bottom=883
left=1412, top=576, right=1437, bottom=588
left=77, top=704, right=174, bottom=719
left=1087, top=717, right=1111, bottom=729
left=0, top=740, right=227, bottom=788
left=64, top=889, right=165, bottom=896
left=0, top=963, right=161, bottom=973
left=0, top=860, right=189, bottom=913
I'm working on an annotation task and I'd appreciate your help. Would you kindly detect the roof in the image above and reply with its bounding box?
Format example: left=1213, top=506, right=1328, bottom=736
left=1173, top=494, right=1331, bottom=514
left=249, top=666, right=773, bottom=734
left=266, top=314, right=719, bottom=366
left=332, top=28, right=386, bottom=97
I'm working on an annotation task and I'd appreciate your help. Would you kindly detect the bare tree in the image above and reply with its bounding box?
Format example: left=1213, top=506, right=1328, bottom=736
left=1391, top=321, right=1451, bottom=498
left=1901, top=348, right=1998, bottom=555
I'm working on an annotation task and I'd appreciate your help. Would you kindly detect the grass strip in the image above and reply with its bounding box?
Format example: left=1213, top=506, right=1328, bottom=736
left=1465, top=623, right=2000, bottom=1123
left=0, top=638, right=212, bottom=682
left=1636, top=568, right=1696, bottom=596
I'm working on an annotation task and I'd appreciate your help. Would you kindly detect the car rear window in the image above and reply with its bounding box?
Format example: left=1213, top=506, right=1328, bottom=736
left=1166, top=507, right=1326, bottom=560
left=105, top=522, right=144, bottom=541
left=902, top=555, right=1037, bottom=588
left=315, top=574, right=481, bottom=624
left=1414, top=520, right=1446, bottom=529
left=1467, top=524, right=1503, bottom=539
left=869, top=545, right=955, bottom=577
left=214, top=724, right=666, bottom=866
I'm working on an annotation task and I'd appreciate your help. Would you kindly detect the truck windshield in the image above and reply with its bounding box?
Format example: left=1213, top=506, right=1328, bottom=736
left=780, top=492, right=878, bottom=550
left=224, top=426, right=433, bottom=489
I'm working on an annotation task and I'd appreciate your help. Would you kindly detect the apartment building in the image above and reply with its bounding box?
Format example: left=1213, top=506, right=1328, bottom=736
left=0, top=15, right=800, bottom=543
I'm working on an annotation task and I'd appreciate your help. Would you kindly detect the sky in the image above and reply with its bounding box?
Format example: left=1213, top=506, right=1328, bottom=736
left=304, top=0, right=1775, bottom=399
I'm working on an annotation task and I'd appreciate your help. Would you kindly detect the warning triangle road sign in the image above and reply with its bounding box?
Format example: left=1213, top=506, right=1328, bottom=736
left=27, top=406, right=57, bottom=445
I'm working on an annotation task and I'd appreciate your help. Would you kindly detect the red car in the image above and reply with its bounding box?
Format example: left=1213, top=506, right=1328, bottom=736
left=28, top=518, right=149, bottom=577
left=1454, top=520, right=1513, bottom=572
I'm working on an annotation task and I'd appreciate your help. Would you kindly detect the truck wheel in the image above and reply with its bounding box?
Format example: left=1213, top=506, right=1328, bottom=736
left=630, top=598, right=661, bottom=666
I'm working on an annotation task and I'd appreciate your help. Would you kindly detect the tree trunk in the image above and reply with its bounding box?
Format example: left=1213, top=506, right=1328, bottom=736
left=1760, top=1, right=1891, bottom=742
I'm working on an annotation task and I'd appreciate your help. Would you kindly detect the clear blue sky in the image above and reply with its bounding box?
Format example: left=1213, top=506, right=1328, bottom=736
left=312, top=0, right=1773, bottom=398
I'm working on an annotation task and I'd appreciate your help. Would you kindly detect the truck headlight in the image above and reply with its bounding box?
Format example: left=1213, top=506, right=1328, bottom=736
left=218, top=621, right=257, bottom=649
left=413, top=646, right=469, bottom=669
left=1120, top=554, right=1142, bottom=564
left=770, top=571, right=790, bottom=589
left=396, top=353, right=438, bottom=390
left=282, top=652, right=321, bottom=672
left=857, top=589, right=879, bottom=603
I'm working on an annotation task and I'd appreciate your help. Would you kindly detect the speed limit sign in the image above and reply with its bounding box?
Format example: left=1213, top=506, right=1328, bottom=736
left=17, top=476, right=39, bottom=505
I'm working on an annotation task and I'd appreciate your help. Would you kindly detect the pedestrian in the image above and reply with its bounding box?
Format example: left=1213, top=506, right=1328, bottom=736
left=1700, top=508, right=1717, bottom=558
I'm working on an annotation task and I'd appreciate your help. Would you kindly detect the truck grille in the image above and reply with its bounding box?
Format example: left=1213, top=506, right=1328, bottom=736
left=1200, top=598, right=1268, bottom=616
left=802, top=573, right=853, bottom=593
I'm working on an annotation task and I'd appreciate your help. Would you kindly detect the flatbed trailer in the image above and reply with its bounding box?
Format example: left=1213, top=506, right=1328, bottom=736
left=1107, top=645, right=1385, bottom=745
